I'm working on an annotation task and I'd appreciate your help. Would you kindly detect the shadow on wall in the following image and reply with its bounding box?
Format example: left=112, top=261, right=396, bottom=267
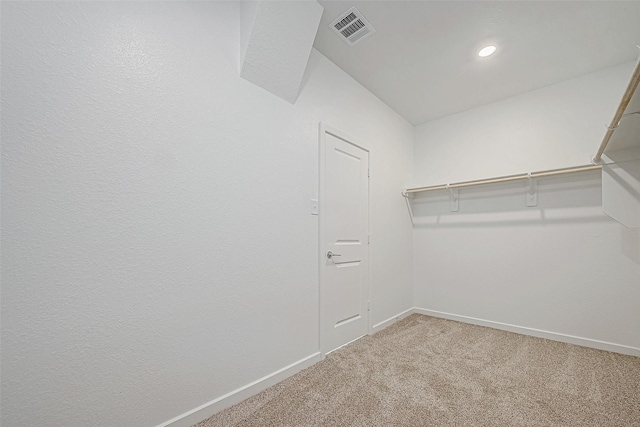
left=408, top=170, right=609, bottom=228
left=604, top=152, right=640, bottom=200
left=621, top=227, right=640, bottom=265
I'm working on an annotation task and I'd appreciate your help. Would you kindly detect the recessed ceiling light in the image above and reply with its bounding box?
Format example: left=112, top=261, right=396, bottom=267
left=478, top=45, right=497, bottom=57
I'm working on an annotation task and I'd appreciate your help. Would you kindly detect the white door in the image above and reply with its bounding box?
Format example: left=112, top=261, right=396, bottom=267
left=320, top=126, right=369, bottom=354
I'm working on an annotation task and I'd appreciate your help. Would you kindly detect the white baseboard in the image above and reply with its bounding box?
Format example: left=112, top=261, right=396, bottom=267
left=157, top=352, right=323, bottom=427
left=160, top=309, right=416, bottom=427
left=371, top=307, right=415, bottom=333
left=158, top=309, right=638, bottom=427
left=414, top=308, right=640, bottom=357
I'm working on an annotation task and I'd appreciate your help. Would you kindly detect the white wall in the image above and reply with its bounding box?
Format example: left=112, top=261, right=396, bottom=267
left=412, top=63, right=640, bottom=353
left=0, top=2, right=414, bottom=426
left=414, top=62, right=635, bottom=185
left=298, top=54, right=415, bottom=331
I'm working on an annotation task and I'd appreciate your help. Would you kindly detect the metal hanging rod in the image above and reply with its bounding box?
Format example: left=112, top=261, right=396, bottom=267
left=404, top=164, right=602, bottom=195
left=593, top=54, right=640, bottom=163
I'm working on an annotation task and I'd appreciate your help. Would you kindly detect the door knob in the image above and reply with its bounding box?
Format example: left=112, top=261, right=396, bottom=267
left=327, top=251, right=341, bottom=259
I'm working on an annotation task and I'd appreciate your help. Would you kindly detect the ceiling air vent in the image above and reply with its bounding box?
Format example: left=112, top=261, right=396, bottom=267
left=329, top=7, right=375, bottom=46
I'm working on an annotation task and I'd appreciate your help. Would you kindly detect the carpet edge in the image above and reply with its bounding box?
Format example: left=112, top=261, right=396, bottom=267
left=156, top=352, right=324, bottom=427
left=415, top=307, right=640, bottom=357
left=371, top=307, right=416, bottom=333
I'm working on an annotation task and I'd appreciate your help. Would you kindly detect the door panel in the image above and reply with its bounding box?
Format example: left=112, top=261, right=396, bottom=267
left=321, top=130, right=369, bottom=353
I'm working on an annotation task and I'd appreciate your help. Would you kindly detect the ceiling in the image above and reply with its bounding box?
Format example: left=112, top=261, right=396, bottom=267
left=313, top=1, right=640, bottom=125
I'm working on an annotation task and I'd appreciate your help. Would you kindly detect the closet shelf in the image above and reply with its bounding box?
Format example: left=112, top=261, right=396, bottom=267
left=403, top=164, right=601, bottom=196
left=597, top=53, right=640, bottom=228
left=404, top=54, right=640, bottom=198
left=593, top=55, right=640, bottom=163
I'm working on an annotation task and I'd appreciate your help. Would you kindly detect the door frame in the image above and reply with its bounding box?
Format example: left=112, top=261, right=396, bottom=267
left=318, top=123, right=371, bottom=355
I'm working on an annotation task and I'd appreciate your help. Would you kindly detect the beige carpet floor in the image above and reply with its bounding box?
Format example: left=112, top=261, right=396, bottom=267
left=196, top=314, right=640, bottom=426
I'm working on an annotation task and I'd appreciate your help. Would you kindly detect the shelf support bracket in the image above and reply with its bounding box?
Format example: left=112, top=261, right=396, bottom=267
left=447, top=184, right=459, bottom=212
left=402, top=191, right=415, bottom=225
left=401, top=191, right=414, bottom=199
left=526, top=173, right=538, bottom=207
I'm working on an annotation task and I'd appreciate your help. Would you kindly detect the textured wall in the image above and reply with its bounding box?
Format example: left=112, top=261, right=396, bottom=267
left=0, top=2, right=414, bottom=426
left=412, top=63, right=640, bottom=350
